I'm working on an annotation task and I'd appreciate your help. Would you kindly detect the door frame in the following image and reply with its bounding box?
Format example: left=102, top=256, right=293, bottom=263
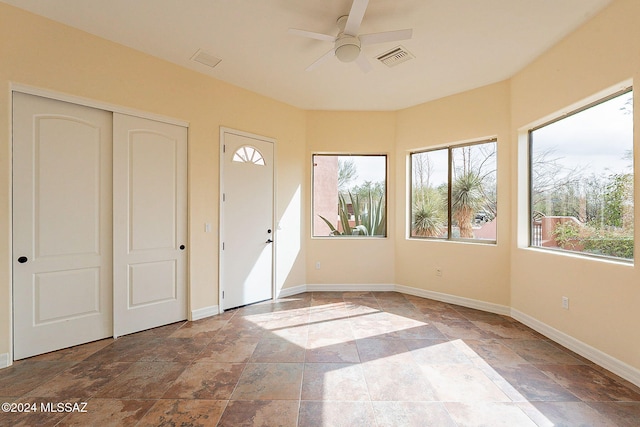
left=8, top=83, right=189, bottom=366
left=219, top=127, right=277, bottom=312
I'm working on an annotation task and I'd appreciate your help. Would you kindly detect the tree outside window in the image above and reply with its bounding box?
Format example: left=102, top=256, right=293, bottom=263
left=529, top=89, right=634, bottom=261
left=410, top=140, right=497, bottom=242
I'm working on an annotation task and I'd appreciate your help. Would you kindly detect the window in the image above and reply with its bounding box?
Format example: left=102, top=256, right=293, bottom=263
left=529, top=88, right=633, bottom=261
left=313, top=154, right=387, bottom=237
left=233, top=145, right=265, bottom=165
left=410, top=140, right=497, bottom=242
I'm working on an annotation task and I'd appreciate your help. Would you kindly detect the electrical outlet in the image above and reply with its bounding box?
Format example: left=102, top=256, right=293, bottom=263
left=562, top=296, right=569, bottom=309
left=435, top=268, right=442, bottom=277
left=315, top=261, right=321, bottom=270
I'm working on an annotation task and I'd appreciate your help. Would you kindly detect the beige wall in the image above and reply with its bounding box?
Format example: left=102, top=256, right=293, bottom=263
left=1, top=0, right=638, bottom=378
left=510, top=0, right=640, bottom=369
left=0, top=3, right=307, bottom=357
left=305, top=111, right=396, bottom=284
left=395, top=82, right=512, bottom=305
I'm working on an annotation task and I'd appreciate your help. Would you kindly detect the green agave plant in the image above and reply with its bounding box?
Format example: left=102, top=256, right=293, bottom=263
left=318, top=191, right=386, bottom=236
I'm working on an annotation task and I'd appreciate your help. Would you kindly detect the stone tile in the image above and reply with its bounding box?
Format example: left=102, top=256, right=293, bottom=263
left=163, top=362, right=245, bottom=400
left=7, top=291, right=640, bottom=427
left=25, top=361, right=131, bottom=398
left=137, top=399, right=226, bottom=427
left=83, top=335, right=161, bottom=363
left=0, top=396, right=73, bottom=427
left=305, top=339, right=360, bottom=363
left=463, top=339, right=530, bottom=367
left=445, top=402, right=538, bottom=427
left=529, top=401, right=620, bottom=427
left=94, top=362, right=186, bottom=399
left=492, top=364, right=579, bottom=402
left=0, top=361, right=75, bottom=396
left=421, top=364, right=511, bottom=402
left=471, top=318, right=542, bottom=339
left=26, top=339, right=114, bottom=362
left=405, top=339, right=473, bottom=365
left=150, top=337, right=210, bottom=362
left=195, top=337, right=259, bottom=363
left=250, top=337, right=306, bottom=363
left=307, top=319, right=354, bottom=341
left=169, top=318, right=228, bottom=339
left=231, top=363, right=303, bottom=400
left=372, top=401, right=457, bottom=427
left=536, top=364, right=640, bottom=402
left=432, top=320, right=500, bottom=340
left=218, top=400, right=298, bottom=427
left=587, top=402, right=640, bottom=427
left=501, top=339, right=585, bottom=365
left=362, top=360, right=436, bottom=401
left=355, top=338, right=414, bottom=364
left=301, top=363, right=369, bottom=401
left=127, top=321, right=186, bottom=339
left=265, top=324, right=309, bottom=346
left=299, top=401, right=376, bottom=427
left=451, top=306, right=509, bottom=322
left=55, top=398, right=156, bottom=427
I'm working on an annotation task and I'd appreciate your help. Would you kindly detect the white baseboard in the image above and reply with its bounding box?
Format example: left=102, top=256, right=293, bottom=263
left=511, top=309, right=640, bottom=388
left=0, top=353, right=9, bottom=369
left=307, top=283, right=395, bottom=292
left=191, top=305, right=220, bottom=321
left=395, top=284, right=511, bottom=316
left=275, top=283, right=509, bottom=316
left=276, top=285, right=307, bottom=299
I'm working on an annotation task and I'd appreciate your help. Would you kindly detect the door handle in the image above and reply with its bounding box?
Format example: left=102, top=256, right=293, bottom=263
left=179, top=245, right=185, bottom=250
left=18, top=256, right=28, bottom=263
left=265, top=239, right=273, bottom=244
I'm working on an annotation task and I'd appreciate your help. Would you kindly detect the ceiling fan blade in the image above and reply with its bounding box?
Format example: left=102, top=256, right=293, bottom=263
left=355, top=54, right=372, bottom=73
left=344, top=0, right=369, bottom=36
left=288, top=28, right=336, bottom=42
left=306, top=48, right=336, bottom=71
left=360, top=29, right=413, bottom=45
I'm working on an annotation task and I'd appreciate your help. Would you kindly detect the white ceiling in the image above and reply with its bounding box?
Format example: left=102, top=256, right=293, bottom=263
left=3, top=0, right=613, bottom=111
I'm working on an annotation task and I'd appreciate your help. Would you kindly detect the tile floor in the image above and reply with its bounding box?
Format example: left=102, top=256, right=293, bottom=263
left=1, top=291, right=640, bottom=426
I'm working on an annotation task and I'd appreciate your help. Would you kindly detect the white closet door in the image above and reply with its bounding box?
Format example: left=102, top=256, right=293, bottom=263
left=112, top=113, right=187, bottom=337
left=12, top=93, right=113, bottom=359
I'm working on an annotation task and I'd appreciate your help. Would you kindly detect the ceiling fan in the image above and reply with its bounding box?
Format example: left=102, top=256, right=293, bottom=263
left=288, top=0, right=412, bottom=72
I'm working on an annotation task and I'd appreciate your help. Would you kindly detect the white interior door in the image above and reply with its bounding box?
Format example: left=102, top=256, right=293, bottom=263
left=12, top=93, right=113, bottom=359
left=113, top=113, right=187, bottom=337
left=220, top=129, right=274, bottom=310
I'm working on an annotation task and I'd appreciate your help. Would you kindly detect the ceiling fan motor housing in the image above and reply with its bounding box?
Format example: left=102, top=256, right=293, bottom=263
left=335, top=35, right=361, bottom=62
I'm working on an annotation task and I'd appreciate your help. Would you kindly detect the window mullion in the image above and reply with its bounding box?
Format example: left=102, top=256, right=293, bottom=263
left=447, top=147, right=453, bottom=240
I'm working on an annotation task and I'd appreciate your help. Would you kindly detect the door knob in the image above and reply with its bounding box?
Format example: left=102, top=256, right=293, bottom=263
left=18, top=256, right=28, bottom=263
left=265, top=239, right=273, bottom=244
left=179, top=245, right=185, bottom=250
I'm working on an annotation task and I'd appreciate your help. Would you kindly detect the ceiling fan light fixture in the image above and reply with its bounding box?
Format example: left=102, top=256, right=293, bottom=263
left=335, top=35, right=361, bottom=62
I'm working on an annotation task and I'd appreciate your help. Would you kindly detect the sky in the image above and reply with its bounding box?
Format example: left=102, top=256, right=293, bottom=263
left=346, top=155, right=387, bottom=186
left=531, top=90, right=633, bottom=178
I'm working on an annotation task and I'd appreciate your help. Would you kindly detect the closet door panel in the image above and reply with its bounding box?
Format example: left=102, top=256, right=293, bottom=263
left=112, top=113, right=187, bottom=337
left=12, top=92, right=113, bottom=359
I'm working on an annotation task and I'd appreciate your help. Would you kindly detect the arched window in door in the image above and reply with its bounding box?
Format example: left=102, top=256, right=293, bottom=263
left=232, top=145, right=265, bottom=166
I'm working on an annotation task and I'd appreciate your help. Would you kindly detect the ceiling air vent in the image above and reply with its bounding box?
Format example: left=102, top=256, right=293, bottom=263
left=191, top=49, right=222, bottom=69
left=376, top=46, right=414, bottom=67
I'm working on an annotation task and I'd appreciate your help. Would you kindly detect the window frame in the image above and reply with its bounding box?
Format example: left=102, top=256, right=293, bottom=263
left=311, top=153, right=389, bottom=239
left=409, top=138, right=498, bottom=244
left=527, top=86, right=634, bottom=263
